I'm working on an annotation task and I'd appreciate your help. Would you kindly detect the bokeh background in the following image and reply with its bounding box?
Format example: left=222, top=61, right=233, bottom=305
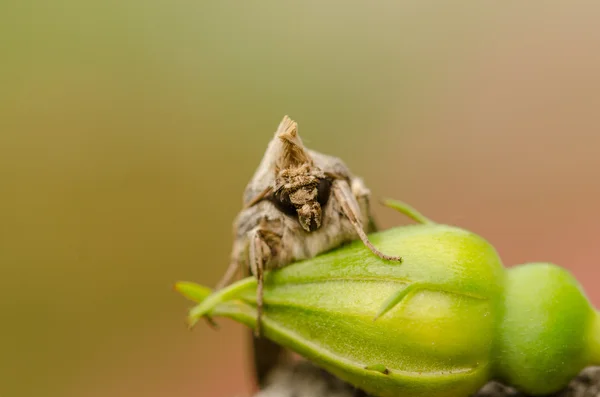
left=1, top=2, right=599, bottom=397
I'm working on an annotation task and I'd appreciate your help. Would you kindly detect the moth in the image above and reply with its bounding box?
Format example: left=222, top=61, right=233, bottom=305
left=216, top=115, right=401, bottom=386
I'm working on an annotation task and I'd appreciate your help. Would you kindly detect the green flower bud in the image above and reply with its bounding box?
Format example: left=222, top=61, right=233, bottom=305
left=495, top=262, right=599, bottom=395
left=177, top=203, right=600, bottom=397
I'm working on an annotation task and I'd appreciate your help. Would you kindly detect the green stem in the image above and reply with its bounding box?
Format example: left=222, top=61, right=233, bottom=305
left=589, top=310, right=600, bottom=366
left=382, top=199, right=435, bottom=225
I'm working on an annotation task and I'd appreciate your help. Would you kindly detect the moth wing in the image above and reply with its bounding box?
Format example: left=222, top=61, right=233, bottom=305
left=243, top=116, right=305, bottom=206
left=310, top=150, right=376, bottom=233
left=307, top=149, right=352, bottom=179
left=242, top=141, right=278, bottom=206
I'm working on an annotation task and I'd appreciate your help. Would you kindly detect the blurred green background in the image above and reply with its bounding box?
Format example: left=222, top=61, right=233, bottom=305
left=1, top=2, right=599, bottom=397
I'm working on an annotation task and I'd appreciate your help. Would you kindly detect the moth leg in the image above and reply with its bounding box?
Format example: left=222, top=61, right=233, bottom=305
left=214, top=259, right=240, bottom=290
left=350, top=177, right=371, bottom=217
left=350, top=177, right=378, bottom=233
left=246, top=223, right=287, bottom=388
left=333, top=180, right=402, bottom=262
left=248, top=226, right=280, bottom=337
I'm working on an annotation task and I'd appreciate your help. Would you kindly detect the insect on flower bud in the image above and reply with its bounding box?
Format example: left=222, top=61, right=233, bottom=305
left=177, top=202, right=600, bottom=397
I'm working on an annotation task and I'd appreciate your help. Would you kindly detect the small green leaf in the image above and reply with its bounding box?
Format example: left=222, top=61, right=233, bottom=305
left=174, top=281, right=212, bottom=303
left=187, top=277, right=257, bottom=327
left=383, top=198, right=435, bottom=225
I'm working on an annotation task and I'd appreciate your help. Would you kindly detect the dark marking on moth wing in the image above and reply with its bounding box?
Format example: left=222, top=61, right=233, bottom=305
left=317, top=177, right=332, bottom=207
left=270, top=188, right=297, bottom=217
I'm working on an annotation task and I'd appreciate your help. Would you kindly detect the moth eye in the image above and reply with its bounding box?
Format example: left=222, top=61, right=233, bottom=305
left=317, top=178, right=332, bottom=207
left=271, top=190, right=297, bottom=216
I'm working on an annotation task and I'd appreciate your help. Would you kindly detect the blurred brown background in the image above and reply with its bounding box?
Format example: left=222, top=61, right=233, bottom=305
left=1, top=2, right=599, bottom=397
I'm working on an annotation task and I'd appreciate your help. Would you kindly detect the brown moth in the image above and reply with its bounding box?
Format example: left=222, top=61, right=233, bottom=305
left=216, top=115, right=401, bottom=386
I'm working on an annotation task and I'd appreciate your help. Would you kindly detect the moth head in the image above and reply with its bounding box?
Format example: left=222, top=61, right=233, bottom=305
left=272, top=164, right=333, bottom=232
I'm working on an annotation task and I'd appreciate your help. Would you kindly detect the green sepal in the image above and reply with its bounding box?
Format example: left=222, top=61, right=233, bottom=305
left=187, top=277, right=256, bottom=327
left=382, top=198, right=435, bottom=224
left=174, top=281, right=212, bottom=303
